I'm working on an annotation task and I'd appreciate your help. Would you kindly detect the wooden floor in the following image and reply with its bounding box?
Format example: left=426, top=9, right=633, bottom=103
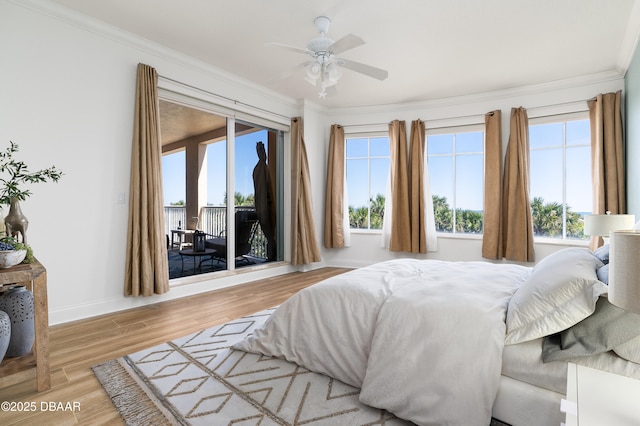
left=0, top=267, right=350, bottom=425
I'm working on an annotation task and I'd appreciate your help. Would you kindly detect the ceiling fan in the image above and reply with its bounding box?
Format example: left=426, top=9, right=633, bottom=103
left=268, top=16, right=389, bottom=98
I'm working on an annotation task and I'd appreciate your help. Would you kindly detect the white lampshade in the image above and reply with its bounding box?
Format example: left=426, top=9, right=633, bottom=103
left=584, top=213, right=636, bottom=236
left=609, top=231, right=640, bottom=314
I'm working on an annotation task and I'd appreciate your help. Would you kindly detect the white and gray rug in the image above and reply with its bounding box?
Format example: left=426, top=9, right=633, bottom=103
left=93, top=308, right=510, bottom=425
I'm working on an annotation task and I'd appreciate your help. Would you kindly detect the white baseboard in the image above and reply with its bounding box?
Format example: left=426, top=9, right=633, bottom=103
left=49, top=263, right=297, bottom=325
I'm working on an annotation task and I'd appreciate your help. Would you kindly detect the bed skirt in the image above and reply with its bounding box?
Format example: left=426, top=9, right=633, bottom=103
left=493, top=375, right=564, bottom=426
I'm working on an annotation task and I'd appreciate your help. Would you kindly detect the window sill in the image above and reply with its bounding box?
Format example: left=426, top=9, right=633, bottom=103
left=438, top=233, right=589, bottom=246
left=349, top=229, right=383, bottom=235
left=347, top=230, right=590, bottom=247
left=533, top=237, right=590, bottom=247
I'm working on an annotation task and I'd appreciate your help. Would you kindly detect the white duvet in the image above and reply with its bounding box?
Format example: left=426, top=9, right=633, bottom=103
left=232, top=258, right=531, bottom=425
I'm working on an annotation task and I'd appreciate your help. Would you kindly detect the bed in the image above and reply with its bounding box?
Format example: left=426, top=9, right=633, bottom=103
left=232, top=247, right=640, bottom=426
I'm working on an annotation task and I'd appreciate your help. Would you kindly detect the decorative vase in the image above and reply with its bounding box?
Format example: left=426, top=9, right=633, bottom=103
left=4, top=197, right=28, bottom=244
left=0, top=249, right=27, bottom=268
left=0, top=286, right=34, bottom=357
left=0, top=310, right=10, bottom=363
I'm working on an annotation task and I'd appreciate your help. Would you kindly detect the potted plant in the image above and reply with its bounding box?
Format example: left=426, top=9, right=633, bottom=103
left=0, top=236, right=33, bottom=268
left=0, top=141, right=63, bottom=245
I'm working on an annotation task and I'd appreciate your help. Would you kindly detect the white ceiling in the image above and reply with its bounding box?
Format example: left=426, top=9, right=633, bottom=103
left=50, top=0, right=640, bottom=109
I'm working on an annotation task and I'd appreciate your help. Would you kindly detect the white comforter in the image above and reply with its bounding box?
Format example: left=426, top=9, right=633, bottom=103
left=232, top=258, right=531, bottom=425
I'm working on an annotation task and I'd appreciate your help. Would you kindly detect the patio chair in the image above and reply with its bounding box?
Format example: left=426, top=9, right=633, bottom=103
left=205, top=210, right=259, bottom=264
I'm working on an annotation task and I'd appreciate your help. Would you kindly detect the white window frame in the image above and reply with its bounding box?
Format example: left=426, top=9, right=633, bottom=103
left=528, top=111, right=591, bottom=244
left=426, top=124, right=485, bottom=236
left=344, top=131, right=390, bottom=233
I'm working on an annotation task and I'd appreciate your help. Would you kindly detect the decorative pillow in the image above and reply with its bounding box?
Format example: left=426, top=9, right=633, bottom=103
left=615, top=335, right=640, bottom=364
left=592, top=244, right=610, bottom=264
left=505, top=248, right=607, bottom=345
left=597, top=264, right=609, bottom=284
left=541, top=296, right=640, bottom=362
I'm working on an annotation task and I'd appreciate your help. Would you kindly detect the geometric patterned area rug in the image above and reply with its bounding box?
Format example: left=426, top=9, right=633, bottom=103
left=93, top=308, right=511, bottom=426
left=92, top=308, right=409, bottom=425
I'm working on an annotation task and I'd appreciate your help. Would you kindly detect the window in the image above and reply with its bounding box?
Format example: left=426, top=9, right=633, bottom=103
left=529, top=113, right=591, bottom=240
left=160, top=100, right=284, bottom=279
left=345, top=135, right=390, bottom=230
left=426, top=126, right=484, bottom=234
left=162, top=150, right=186, bottom=207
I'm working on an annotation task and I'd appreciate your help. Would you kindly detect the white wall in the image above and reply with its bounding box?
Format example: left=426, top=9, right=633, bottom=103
left=625, top=38, right=640, bottom=218
left=0, top=0, right=301, bottom=325
left=0, top=0, right=630, bottom=325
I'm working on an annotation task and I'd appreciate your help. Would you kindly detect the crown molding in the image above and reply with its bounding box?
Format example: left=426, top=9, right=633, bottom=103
left=10, top=0, right=299, bottom=114
left=617, top=0, right=640, bottom=76
left=326, top=70, right=624, bottom=117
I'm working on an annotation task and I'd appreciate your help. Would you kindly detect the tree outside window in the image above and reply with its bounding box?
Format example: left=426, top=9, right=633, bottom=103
left=346, top=136, right=389, bottom=230
left=529, top=115, right=591, bottom=240
left=427, top=128, right=484, bottom=234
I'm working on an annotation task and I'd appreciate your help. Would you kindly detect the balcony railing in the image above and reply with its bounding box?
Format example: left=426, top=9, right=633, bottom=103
left=164, top=206, right=267, bottom=259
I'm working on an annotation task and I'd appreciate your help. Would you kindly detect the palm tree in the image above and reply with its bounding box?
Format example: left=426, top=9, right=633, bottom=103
left=223, top=191, right=254, bottom=206
left=432, top=195, right=453, bottom=232
left=349, top=205, right=369, bottom=229
left=531, top=197, right=563, bottom=237
left=456, top=209, right=483, bottom=234
left=370, top=194, right=386, bottom=229
left=566, top=208, right=584, bottom=238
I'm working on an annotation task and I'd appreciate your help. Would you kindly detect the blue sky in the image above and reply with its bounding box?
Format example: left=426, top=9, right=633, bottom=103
left=162, top=130, right=268, bottom=206
left=529, top=119, right=591, bottom=213
left=345, top=136, right=389, bottom=208
left=165, top=120, right=592, bottom=216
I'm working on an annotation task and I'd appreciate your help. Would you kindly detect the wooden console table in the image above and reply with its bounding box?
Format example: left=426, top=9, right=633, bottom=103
left=0, top=259, right=49, bottom=392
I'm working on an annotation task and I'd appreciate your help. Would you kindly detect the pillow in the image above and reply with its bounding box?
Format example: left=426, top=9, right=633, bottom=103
left=541, top=296, right=640, bottom=362
left=505, top=248, right=607, bottom=345
left=615, top=335, right=640, bottom=364
left=597, top=264, right=609, bottom=284
left=592, top=244, right=610, bottom=264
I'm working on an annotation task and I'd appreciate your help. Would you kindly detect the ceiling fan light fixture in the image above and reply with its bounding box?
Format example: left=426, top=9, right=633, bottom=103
left=326, top=62, right=342, bottom=81
left=304, top=61, right=321, bottom=85
left=269, top=15, right=388, bottom=99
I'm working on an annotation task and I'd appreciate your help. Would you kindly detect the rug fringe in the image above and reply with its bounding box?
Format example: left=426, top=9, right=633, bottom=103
left=92, top=359, right=179, bottom=426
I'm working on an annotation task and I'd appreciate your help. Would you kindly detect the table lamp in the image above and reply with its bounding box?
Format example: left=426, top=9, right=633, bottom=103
left=584, top=212, right=636, bottom=243
left=609, top=231, right=640, bottom=315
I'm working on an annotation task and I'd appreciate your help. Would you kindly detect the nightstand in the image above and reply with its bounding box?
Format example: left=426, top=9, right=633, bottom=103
left=562, top=363, right=640, bottom=426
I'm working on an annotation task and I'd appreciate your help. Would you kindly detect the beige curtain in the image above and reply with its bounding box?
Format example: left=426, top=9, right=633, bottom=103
left=324, top=124, right=346, bottom=248
left=589, top=90, right=626, bottom=250
left=291, top=117, right=321, bottom=265
left=124, top=64, right=169, bottom=296
left=482, top=110, right=503, bottom=259
left=409, top=120, right=427, bottom=253
left=501, top=107, right=535, bottom=262
left=389, top=120, right=412, bottom=252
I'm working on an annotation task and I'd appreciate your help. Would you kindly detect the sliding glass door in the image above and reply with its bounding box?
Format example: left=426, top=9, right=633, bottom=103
left=160, top=100, right=283, bottom=279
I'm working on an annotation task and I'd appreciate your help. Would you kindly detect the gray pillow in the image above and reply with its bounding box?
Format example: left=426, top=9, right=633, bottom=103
left=592, top=244, right=610, bottom=264
left=597, top=264, right=609, bottom=284
left=542, top=296, right=640, bottom=362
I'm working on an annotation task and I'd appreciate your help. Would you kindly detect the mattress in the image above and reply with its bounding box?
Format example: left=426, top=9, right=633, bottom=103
left=501, top=337, right=640, bottom=395
left=493, top=375, right=565, bottom=426
left=494, top=339, right=640, bottom=426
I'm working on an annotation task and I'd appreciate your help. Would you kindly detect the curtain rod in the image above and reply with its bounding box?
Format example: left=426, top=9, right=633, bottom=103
left=342, top=98, right=594, bottom=130
left=158, top=75, right=291, bottom=121
left=339, top=122, right=393, bottom=128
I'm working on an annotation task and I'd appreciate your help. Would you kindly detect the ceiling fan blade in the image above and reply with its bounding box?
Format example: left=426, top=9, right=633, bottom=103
left=265, top=42, right=312, bottom=56
left=339, top=59, right=389, bottom=81
left=328, top=34, right=365, bottom=55
left=270, top=61, right=313, bottom=82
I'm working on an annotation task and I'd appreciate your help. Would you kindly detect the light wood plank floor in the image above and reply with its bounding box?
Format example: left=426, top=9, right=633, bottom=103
left=0, top=267, right=350, bottom=425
